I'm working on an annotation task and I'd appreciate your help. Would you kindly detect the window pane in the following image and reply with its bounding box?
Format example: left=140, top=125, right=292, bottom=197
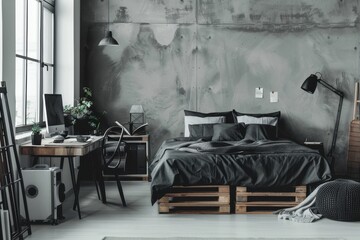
left=26, top=61, right=40, bottom=124
left=43, top=65, right=53, bottom=94
left=15, top=58, right=26, bottom=126
left=27, top=0, right=40, bottom=60
left=16, top=0, right=26, bottom=56
left=43, top=8, right=54, bottom=64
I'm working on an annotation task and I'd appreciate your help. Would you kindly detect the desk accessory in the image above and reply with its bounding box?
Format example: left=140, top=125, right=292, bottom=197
left=53, top=135, right=65, bottom=143
left=76, top=135, right=91, bottom=142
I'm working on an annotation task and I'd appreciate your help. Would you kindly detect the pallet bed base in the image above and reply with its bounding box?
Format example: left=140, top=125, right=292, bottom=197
left=236, top=185, right=307, bottom=214
left=158, top=185, right=230, bottom=214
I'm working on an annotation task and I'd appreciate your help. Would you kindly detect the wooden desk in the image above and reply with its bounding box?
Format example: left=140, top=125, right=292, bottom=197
left=19, top=136, right=104, bottom=219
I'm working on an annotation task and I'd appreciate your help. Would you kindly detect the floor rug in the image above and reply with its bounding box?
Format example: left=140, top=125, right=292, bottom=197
left=103, top=237, right=344, bottom=240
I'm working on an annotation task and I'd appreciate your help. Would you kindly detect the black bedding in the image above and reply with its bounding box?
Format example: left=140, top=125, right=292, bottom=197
left=149, top=137, right=332, bottom=204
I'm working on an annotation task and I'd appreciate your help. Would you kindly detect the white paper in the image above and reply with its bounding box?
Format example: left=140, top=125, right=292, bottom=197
left=270, top=91, right=278, bottom=103
left=255, top=87, right=263, bottom=98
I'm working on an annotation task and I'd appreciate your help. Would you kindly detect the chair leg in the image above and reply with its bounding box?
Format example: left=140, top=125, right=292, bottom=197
left=115, top=173, right=126, bottom=207
left=94, top=179, right=101, bottom=200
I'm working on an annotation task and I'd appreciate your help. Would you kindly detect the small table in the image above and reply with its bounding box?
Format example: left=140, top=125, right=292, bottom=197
left=108, top=134, right=150, bottom=180
left=19, top=136, right=104, bottom=219
left=304, top=141, right=325, bottom=156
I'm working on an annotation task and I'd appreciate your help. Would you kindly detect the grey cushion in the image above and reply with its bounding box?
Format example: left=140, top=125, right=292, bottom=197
left=316, top=179, right=360, bottom=221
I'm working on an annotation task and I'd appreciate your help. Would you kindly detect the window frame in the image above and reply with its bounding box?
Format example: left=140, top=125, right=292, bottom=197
left=15, top=0, right=55, bottom=133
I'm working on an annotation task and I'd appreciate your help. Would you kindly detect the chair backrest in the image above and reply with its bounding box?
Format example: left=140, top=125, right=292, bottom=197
left=102, top=126, right=125, bottom=168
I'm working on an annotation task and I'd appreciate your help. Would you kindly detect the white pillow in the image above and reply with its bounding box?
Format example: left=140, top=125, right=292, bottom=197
left=236, top=115, right=278, bottom=126
left=184, top=116, right=225, bottom=137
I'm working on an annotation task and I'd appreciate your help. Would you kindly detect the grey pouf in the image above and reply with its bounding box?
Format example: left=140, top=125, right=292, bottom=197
left=316, top=179, right=360, bottom=221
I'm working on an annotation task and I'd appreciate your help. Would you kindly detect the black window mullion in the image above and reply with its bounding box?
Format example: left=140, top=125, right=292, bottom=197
left=15, top=54, right=40, bottom=63
left=24, top=0, right=29, bottom=126
left=39, top=1, right=44, bottom=123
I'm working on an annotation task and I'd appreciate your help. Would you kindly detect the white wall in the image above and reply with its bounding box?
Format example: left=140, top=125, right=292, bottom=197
left=55, top=0, right=80, bottom=106
left=0, top=0, right=2, bottom=82
left=55, top=0, right=81, bottom=193
left=2, top=0, right=15, bottom=125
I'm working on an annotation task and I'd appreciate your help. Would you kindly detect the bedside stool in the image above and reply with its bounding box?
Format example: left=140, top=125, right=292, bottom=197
left=304, top=141, right=325, bottom=156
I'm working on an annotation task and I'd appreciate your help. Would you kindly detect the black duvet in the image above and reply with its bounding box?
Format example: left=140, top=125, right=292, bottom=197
left=149, top=137, right=332, bottom=204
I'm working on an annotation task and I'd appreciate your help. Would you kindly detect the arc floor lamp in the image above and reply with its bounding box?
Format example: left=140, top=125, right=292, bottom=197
left=301, top=72, right=344, bottom=170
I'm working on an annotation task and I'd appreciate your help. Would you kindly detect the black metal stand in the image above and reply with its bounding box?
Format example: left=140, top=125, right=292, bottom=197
left=318, top=79, right=344, bottom=172
left=0, top=81, right=31, bottom=239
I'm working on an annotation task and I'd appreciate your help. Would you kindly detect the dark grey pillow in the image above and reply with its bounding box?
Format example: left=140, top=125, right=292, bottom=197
left=211, top=123, right=246, bottom=141
left=184, top=110, right=235, bottom=123
left=244, top=124, right=277, bottom=141
left=188, top=124, right=217, bottom=138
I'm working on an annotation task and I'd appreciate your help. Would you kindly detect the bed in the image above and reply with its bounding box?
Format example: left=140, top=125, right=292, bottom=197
left=149, top=110, right=332, bottom=213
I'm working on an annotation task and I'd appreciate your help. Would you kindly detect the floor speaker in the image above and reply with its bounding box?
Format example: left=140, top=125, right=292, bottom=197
left=20, top=165, right=65, bottom=223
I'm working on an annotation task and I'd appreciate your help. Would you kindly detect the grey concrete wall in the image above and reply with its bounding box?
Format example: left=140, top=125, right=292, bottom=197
left=81, top=0, right=360, bottom=173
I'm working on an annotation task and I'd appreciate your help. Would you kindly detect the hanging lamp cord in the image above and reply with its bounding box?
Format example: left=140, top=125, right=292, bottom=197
left=107, top=0, right=110, bottom=32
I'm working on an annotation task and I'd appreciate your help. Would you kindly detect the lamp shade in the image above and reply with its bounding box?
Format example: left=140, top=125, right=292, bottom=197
left=301, top=74, right=318, bottom=94
left=98, top=31, right=119, bottom=46
left=130, top=105, right=144, bottom=113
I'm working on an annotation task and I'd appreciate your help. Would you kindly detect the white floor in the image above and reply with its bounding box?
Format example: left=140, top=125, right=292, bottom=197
left=26, top=181, right=360, bottom=240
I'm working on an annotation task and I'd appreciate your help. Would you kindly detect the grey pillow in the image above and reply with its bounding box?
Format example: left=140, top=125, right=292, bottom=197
left=244, top=124, right=277, bottom=141
left=211, top=123, right=246, bottom=141
left=188, top=124, right=217, bottom=138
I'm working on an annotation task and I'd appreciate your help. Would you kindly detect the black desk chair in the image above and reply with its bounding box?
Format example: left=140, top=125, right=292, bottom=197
left=101, top=126, right=127, bottom=207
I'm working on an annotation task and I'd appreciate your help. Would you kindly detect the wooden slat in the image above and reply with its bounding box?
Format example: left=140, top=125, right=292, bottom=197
left=295, top=186, right=306, bottom=192
left=158, top=185, right=230, bottom=214
left=160, top=206, right=230, bottom=214
left=171, top=185, right=229, bottom=192
left=163, top=192, right=227, bottom=198
left=235, top=206, right=279, bottom=214
left=237, top=201, right=299, bottom=207
left=160, top=201, right=229, bottom=207
left=348, top=146, right=360, bottom=152
left=236, top=192, right=306, bottom=197
left=349, top=132, right=360, bottom=139
left=235, top=185, right=306, bottom=214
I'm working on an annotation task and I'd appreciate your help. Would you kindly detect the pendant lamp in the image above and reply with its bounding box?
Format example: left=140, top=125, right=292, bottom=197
left=98, top=0, right=119, bottom=46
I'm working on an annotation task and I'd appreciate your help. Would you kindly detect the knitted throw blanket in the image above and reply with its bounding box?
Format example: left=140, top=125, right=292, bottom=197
left=275, top=182, right=330, bottom=223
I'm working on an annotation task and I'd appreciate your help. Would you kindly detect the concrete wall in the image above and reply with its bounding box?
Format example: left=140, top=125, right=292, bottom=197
left=81, top=0, right=360, bottom=174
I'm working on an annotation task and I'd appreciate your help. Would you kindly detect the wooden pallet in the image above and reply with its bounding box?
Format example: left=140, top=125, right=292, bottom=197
left=158, top=185, right=230, bottom=214
left=236, top=185, right=306, bottom=214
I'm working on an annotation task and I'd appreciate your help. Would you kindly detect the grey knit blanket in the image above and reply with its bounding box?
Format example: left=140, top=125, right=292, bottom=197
left=275, top=182, right=330, bottom=223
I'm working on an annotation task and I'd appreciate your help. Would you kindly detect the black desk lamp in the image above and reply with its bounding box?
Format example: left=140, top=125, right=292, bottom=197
left=301, top=72, right=344, bottom=169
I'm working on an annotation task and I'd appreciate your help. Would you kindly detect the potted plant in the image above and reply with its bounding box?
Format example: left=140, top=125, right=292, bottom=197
left=31, top=122, right=42, bottom=145
left=63, top=87, right=106, bottom=135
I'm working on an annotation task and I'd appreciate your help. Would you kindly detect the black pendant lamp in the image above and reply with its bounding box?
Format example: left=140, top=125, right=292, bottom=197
left=98, top=0, right=119, bottom=46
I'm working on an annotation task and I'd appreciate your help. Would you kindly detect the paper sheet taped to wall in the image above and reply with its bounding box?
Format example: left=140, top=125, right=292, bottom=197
left=255, top=87, right=263, bottom=98
left=270, top=91, right=278, bottom=103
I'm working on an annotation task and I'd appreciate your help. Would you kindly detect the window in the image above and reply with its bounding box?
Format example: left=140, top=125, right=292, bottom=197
left=15, top=0, right=55, bottom=131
